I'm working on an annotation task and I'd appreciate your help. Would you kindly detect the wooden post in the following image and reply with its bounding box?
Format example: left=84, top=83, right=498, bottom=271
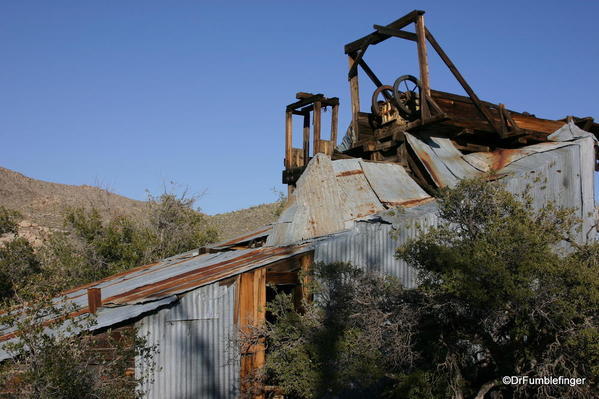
left=299, top=252, right=314, bottom=304
left=285, top=110, right=293, bottom=169
left=303, top=111, right=310, bottom=166
left=238, top=269, right=266, bottom=399
left=415, top=14, right=431, bottom=120
left=87, top=288, right=101, bottom=314
left=313, top=101, right=322, bottom=154
left=331, top=103, right=339, bottom=145
left=348, top=53, right=361, bottom=142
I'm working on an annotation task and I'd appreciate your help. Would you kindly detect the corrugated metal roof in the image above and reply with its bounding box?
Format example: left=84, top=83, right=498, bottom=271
left=0, top=244, right=311, bottom=360
left=267, top=154, right=432, bottom=246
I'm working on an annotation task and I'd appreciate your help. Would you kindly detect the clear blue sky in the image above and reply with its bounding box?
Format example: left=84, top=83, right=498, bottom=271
left=1, top=1, right=597, bottom=215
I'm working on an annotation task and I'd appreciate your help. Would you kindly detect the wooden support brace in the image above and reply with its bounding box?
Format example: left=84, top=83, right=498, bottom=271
left=373, top=25, right=417, bottom=41
left=425, top=28, right=501, bottom=134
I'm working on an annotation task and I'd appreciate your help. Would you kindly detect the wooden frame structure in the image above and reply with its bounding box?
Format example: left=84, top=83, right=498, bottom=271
left=345, top=10, right=506, bottom=137
left=283, top=92, right=339, bottom=192
left=281, top=10, right=599, bottom=190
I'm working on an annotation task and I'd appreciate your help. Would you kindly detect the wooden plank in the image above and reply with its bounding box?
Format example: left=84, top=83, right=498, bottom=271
left=373, top=25, right=417, bottom=41
left=317, top=139, right=334, bottom=156
left=266, top=272, right=299, bottom=285
left=313, top=101, right=322, bottom=153
left=344, top=10, right=424, bottom=54
left=431, top=93, right=563, bottom=134
left=285, top=111, right=292, bottom=169
left=348, top=54, right=361, bottom=141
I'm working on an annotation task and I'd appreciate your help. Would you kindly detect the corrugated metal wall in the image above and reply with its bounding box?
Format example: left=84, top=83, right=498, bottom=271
left=314, top=204, right=439, bottom=289
left=136, top=281, right=239, bottom=399
left=501, top=139, right=596, bottom=243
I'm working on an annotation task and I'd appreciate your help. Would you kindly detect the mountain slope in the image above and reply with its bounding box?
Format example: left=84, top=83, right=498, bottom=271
left=0, top=167, right=279, bottom=242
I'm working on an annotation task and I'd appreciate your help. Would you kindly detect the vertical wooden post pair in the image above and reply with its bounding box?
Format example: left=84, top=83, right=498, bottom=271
left=237, top=252, right=314, bottom=399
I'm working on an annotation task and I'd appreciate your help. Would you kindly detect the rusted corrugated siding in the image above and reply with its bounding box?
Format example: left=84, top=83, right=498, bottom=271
left=136, top=281, right=239, bottom=399
left=314, top=202, right=440, bottom=289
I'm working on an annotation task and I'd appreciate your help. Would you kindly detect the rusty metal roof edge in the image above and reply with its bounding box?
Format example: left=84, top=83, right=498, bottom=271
left=207, top=224, right=273, bottom=250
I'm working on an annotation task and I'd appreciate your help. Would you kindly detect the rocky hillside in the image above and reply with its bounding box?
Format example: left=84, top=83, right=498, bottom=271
left=0, top=166, right=280, bottom=243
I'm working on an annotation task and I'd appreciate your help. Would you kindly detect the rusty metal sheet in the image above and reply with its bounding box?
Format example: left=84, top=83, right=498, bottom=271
left=0, top=244, right=312, bottom=354
left=359, top=160, right=431, bottom=206
left=332, top=158, right=385, bottom=219
left=405, top=133, right=481, bottom=188
left=267, top=154, right=350, bottom=246
left=463, top=142, right=573, bottom=171
left=208, top=225, right=272, bottom=251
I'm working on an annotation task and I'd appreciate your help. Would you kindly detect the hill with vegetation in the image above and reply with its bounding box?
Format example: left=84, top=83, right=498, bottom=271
left=0, top=166, right=279, bottom=243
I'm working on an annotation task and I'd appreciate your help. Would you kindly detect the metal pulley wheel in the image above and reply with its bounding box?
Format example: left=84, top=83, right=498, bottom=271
left=370, top=85, right=396, bottom=116
left=393, top=75, right=421, bottom=120
left=370, top=85, right=396, bottom=129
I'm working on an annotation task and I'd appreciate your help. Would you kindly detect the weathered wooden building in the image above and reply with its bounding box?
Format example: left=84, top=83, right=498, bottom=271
left=1, top=9, right=597, bottom=399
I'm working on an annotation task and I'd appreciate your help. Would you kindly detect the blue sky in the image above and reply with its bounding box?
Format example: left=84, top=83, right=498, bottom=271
left=1, top=1, right=597, bottom=214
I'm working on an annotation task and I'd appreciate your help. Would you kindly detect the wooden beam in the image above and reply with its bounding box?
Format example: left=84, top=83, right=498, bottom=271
left=348, top=43, right=369, bottom=80
left=425, top=28, right=501, bottom=134
left=373, top=25, right=417, bottom=41
left=358, top=59, right=383, bottom=88
left=344, top=10, right=425, bottom=54
left=286, top=94, right=324, bottom=111
left=415, top=15, right=431, bottom=119
left=331, top=103, right=339, bottom=145
left=313, top=101, right=322, bottom=153
left=348, top=53, right=361, bottom=141
left=285, top=110, right=292, bottom=169
left=303, top=111, right=310, bottom=166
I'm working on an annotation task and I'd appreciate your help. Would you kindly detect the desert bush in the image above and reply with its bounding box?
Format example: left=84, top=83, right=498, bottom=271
left=38, top=191, right=217, bottom=291
left=0, top=207, right=21, bottom=236
left=0, top=238, right=40, bottom=300
left=0, top=289, right=156, bottom=399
